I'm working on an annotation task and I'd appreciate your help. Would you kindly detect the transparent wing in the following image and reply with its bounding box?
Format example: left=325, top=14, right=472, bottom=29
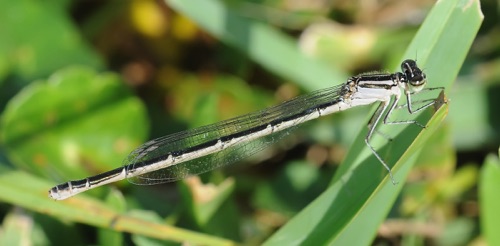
left=125, top=84, right=346, bottom=185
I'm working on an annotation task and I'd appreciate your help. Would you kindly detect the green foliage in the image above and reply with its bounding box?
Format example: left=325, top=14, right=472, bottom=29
left=479, top=152, right=500, bottom=246
left=0, top=0, right=102, bottom=82
left=1, top=66, right=149, bottom=184
left=0, top=0, right=492, bottom=245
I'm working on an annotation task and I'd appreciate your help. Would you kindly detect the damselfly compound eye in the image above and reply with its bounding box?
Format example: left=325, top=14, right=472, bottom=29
left=402, top=59, right=427, bottom=89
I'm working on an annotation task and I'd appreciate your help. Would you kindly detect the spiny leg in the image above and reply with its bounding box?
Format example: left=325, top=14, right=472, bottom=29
left=384, top=86, right=444, bottom=127
left=405, top=87, right=444, bottom=114
left=365, top=100, right=398, bottom=185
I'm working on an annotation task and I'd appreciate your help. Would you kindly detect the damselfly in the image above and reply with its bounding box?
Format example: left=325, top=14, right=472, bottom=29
left=49, top=59, right=443, bottom=200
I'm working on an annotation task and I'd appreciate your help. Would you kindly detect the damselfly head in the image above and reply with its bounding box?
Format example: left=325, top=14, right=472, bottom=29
left=402, top=59, right=427, bottom=92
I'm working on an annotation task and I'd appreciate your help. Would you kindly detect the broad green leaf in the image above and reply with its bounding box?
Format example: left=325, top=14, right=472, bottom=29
left=0, top=66, right=148, bottom=189
left=0, top=0, right=102, bottom=82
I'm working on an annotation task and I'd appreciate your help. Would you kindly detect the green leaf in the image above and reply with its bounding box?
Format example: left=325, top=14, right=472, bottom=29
left=252, top=160, right=330, bottom=216
left=448, top=79, right=498, bottom=150
left=264, top=103, right=449, bottom=245
left=166, top=0, right=347, bottom=91
left=479, top=152, right=500, bottom=246
left=98, top=190, right=127, bottom=246
left=178, top=177, right=240, bottom=240
left=0, top=165, right=237, bottom=246
left=264, top=0, right=482, bottom=245
left=179, top=177, right=235, bottom=225
left=0, top=209, right=48, bottom=245
left=0, top=66, right=148, bottom=187
left=0, top=0, right=102, bottom=82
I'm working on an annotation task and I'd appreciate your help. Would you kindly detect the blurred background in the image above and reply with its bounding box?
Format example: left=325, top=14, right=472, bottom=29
left=0, top=0, right=497, bottom=245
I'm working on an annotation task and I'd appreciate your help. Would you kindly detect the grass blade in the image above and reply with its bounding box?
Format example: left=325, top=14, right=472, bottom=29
left=264, top=0, right=482, bottom=244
